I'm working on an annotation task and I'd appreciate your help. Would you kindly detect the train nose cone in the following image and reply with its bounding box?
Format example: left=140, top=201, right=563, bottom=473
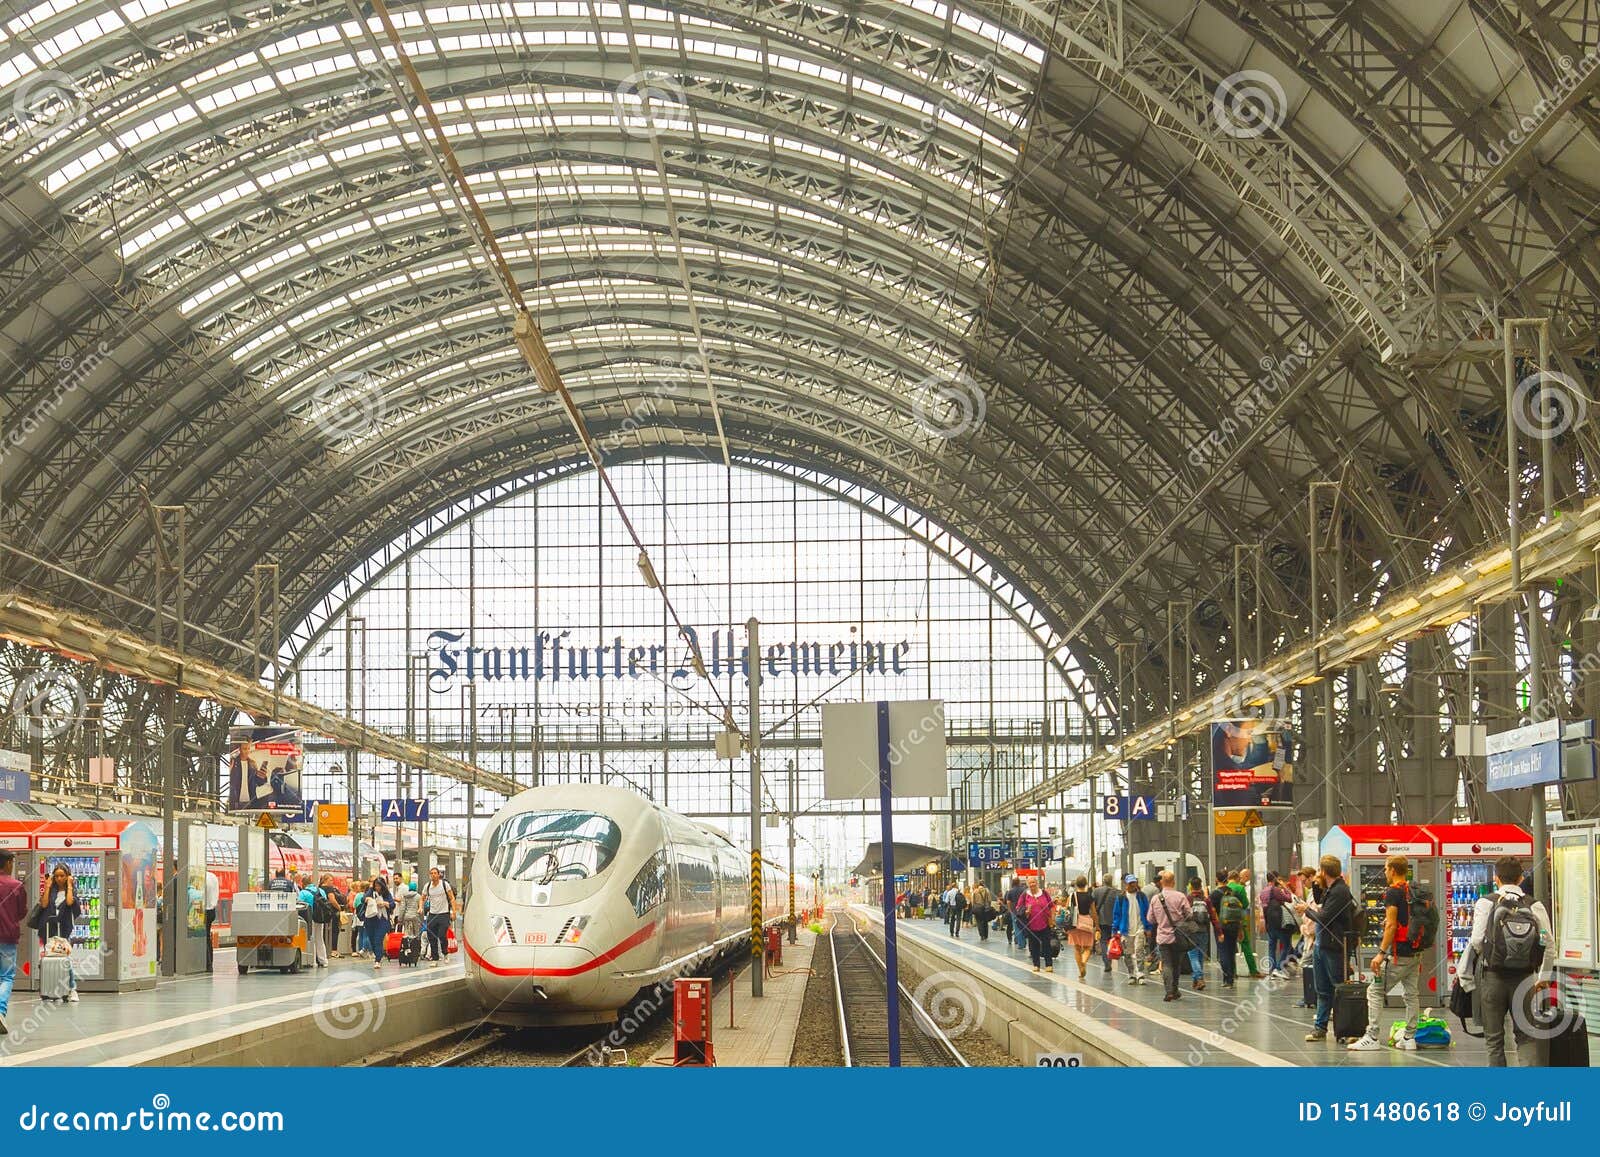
left=469, top=942, right=603, bottom=1008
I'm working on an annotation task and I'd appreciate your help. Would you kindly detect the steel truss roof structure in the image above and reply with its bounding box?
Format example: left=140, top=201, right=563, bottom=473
left=2, top=0, right=1598, bottom=799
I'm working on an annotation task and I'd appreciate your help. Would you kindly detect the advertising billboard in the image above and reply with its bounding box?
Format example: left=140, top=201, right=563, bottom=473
left=1211, top=720, right=1294, bottom=808
left=226, top=725, right=305, bottom=813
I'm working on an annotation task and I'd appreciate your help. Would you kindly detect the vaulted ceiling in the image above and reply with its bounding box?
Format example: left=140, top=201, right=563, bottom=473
left=3, top=0, right=1597, bottom=722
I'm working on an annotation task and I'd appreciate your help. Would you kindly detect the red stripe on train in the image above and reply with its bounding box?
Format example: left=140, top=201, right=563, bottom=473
left=463, top=920, right=660, bottom=977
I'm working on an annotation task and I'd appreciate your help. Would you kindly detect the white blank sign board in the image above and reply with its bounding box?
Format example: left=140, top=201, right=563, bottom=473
left=821, top=700, right=947, bottom=799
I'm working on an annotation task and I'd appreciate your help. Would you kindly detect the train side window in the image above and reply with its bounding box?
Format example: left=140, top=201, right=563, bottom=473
left=627, top=851, right=669, bottom=918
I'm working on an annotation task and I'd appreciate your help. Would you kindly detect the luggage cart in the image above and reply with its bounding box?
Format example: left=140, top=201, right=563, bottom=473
left=232, top=892, right=308, bottom=974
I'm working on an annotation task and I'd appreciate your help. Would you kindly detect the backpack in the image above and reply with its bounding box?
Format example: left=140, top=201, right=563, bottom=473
left=1181, top=900, right=1210, bottom=938
left=311, top=889, right=333, bottom=923
left=1403, top=884, right=1439, bottom=952
left=1482, top=892, right=1544, bottom=972
left=1219, top=888, right=1248, bottom=929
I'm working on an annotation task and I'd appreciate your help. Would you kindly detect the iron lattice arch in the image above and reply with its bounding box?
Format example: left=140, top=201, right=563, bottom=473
left=0, top=0, right=1598, bottom=751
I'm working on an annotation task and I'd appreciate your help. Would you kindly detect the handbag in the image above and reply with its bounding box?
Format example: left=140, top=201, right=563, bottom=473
left=1107, top=932, right=1124, bottom=960
left=1074, top=894, right=1096, bottom=934
left=1279, top=899, right=1298, bottom=931
left=1157, top=893, right=1197, bottom=952
left=25, top=902, right=45, bottom=932
left=1448, top=978, right=1484, bottom=1037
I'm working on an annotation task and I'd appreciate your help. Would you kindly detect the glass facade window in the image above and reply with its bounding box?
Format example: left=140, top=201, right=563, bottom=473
left=281, top=456, right=1102, bottom=861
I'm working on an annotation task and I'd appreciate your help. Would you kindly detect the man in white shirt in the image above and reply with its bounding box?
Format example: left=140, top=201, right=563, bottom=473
left=203, top=871, right=221, bottom=972
left=422, top=868, right=455, bottom=966
left=1460, top=856, right=1552, bottom=1066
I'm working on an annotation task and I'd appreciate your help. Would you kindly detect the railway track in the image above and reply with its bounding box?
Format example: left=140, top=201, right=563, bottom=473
left=430, top=1028, right=605, bottom=1068
left=829, top=915, right=969, bottom=1067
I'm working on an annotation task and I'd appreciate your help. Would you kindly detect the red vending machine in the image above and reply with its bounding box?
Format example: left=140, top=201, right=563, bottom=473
left=1427, top=823, right=1534, bottom=992
left=3, top=819, right=161, bottom=994
left=1320, top=822, right=1533, bottom=1000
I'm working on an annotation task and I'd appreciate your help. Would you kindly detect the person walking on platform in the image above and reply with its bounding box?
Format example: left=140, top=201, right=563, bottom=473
left=1064, top=877, right=1098, bottom=980
left=1229, top=871, right=1264, bottom=978
left=361, top=876, right=394, bottom=970
left=38, top=863, right=81, bottom=1002
left=322, top=875, right=346, bottom=959
left=970, top=882, right=994, bottom=942
left=423, top=867, right=455, bottom=965
left=1005, top=876, right=1028, bottom=950
left=298, top=874, right=331, bottom=969
left=1184, top=878, right=1213, bottom=989
left=1091, top=874, right=1117, bottom=971
left=1145, top=870, right=1193, bottom=1002
left=1015, top=876, right=1056, bottom=973
left=1460, top=855, right=1553, bottom=1066
left=1348, top=855, right=1423, bottom=1052
left=1209, top=871, right=1241, bottom=988
left=1295, top=855, right=1358, bottom=1042
left=946, top=883, right=967, bottom=937
left=0, top=850, right=27, bottom=1035
left=1260, top=871, right=1294, bottom=979
left=394, top=879, right=422, bottom=945
left=1111, top=875, right=1149, bottom=984
left=203, top=869, right=220, bottom=973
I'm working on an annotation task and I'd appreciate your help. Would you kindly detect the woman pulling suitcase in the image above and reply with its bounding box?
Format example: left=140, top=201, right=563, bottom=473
left=37, top=864, right=81, bottom=1002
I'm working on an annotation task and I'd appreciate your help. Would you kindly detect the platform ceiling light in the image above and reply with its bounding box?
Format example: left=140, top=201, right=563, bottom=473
left=1427, top=573, right=1468, bottom=599
left=1352, top=613, right=1384, bottom=634
left=636, top=551, right=661, bottom=589
left=1386, top=596, right=1422, bottom=618
left=1473, top=547, right=1513, bottom=574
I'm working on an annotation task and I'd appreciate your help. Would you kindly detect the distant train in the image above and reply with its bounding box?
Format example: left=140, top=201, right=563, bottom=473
left=463, top=784, right=789, bottom=1026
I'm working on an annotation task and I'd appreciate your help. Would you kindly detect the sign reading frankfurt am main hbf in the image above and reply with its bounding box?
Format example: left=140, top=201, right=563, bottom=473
left=426, top=626, right=914, bottom=691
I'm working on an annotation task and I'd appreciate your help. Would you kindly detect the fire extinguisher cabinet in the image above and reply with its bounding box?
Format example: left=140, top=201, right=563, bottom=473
left=673, top=977, right=715, bottom=1066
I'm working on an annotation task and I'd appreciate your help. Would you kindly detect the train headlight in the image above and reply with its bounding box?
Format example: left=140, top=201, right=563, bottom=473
left=557, top=915, right=590, bottom=945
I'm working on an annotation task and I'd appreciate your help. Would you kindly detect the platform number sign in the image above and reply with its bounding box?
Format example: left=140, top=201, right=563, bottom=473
left=1103, top=795, right=1155, bottom=822
left=1036, top=1053, right=1084, bottom=1068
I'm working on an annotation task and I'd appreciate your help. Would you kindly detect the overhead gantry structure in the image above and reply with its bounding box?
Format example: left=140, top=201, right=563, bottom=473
left=1, top=0, right=1597, bottom=821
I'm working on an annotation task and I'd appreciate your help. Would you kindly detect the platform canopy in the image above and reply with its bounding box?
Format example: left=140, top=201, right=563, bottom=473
left=851, top=842, right=958, bottom=880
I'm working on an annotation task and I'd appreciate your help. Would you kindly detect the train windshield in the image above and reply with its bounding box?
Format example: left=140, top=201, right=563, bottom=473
left=485, top=811, right=623, bottom=884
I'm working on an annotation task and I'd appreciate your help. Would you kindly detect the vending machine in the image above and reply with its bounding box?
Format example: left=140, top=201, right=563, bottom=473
left=1432, top=824, right=1534, bottom=992
left=3, top=819, right=160, bottom=994
left=1319, top=822, right=1533, bottom=1001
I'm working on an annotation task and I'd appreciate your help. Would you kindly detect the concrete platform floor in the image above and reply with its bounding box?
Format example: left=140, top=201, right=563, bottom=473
left=871, top=908, right=1501, bottom=1067
left=0, top=946, right=465, bottom=1067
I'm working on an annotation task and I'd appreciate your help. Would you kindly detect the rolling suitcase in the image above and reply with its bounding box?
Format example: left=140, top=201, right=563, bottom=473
left=398, top=936, right=422, bottom=966
left=39, top=954, right=73, bottom=1001
left=384, top=931, right=402, bottom=960
left=1532, top=1007, right=1590, bottom=1067
left=1332, top=980, right=1368, bottom=1042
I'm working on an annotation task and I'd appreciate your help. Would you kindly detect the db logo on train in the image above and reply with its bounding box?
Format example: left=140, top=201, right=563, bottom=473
left=1036, top=1053, right=1084, bottom=1068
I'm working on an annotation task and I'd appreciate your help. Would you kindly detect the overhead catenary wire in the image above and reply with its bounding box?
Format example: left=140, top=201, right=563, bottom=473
left=350, top=0, right=734, bottom=728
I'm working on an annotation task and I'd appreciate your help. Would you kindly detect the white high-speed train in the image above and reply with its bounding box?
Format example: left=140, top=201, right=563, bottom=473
left=463, top=784, right=791, bottom=1025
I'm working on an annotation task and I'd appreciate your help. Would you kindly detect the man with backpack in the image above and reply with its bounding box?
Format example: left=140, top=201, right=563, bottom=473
left=1296, top=855, right=1359, bottom=1042
left=1210, top=870, right=1244, bottom=987
left=297, top=873, right=331, bottom=969
left=1347, top=855, right=1429, bottom=1052
left=1091, top=874, right=1117, bottom=970
left=1463, top=855, right=1552, bottom=1066
left=946, top=883, right=967, bottom=937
